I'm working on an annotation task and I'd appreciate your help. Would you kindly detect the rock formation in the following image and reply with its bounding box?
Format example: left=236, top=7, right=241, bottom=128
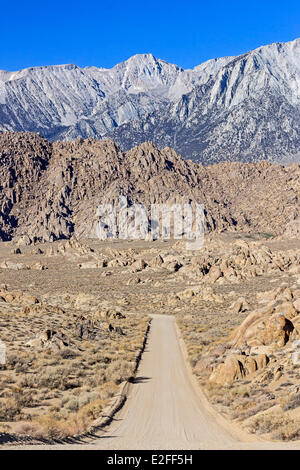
left=0, top=132, right=299, bottom=243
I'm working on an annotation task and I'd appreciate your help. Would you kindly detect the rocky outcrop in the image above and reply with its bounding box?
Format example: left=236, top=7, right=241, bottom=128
left=208, top=286, right=300, bottom=386
left=26, top=329, right=70, bottom=351
left=209, top=353, right=269, bottom=386
left=231, top=312, right=294, bottom=348
left=0, top=288, right=39, bottom=306
left=282, top=218, right=300, bottom=239
left=0, top=261, right=28, bottom=270
left=202, top=241, right=300, bottom=284
left=0, top=133, right=299, bottom=243
left=230, top=287, right=300, bottom=349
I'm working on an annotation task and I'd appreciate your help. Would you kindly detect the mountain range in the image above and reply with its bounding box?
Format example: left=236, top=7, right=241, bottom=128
left=0, top=39, right=300, bottom=163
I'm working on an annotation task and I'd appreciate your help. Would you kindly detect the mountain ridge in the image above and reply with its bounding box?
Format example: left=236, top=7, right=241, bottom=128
left=0, top=38, right=300, bottom=164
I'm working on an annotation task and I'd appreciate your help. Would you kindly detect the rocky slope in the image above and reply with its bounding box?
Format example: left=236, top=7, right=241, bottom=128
left=0, top=132, right=299, bottom=243
left=1, top=39, right=300, bottom=163
left=109, top=39, right=300, bottom=163
left=0, top=54, right=190, bottom=140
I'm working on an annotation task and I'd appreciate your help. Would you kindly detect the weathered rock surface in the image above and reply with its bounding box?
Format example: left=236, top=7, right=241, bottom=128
left=200, top=241, right=300, bottom=284
left=208, top=285, right=300, bottom=387
left=0, top=133, right=299, bottom=243
left=209, top=353, right=269, bottom=386
left=0, top=261, right=28, bottom=270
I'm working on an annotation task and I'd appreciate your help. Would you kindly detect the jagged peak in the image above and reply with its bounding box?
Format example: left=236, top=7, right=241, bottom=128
left=126, top=141, right=163, bottom=155
left=0, top=131, right=50, bottom=147
left=1, top=37, right=299, bottom=76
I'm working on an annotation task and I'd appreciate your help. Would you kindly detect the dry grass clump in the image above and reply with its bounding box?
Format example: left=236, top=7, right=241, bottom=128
left=17, top=395, right=112, bottom=439
left=0, top=399, right=21, bottom=421
left=106, top=360, right=135, bottom=385
left=248, top=411, right=300, bottom=441
left=283, top=394, right=300, bottom=412
left=0, top=388, right=36, bottom=421
left=17, top=413, right=90, bottom=440
left=203, top=381, right=264, bottom=419
left=35, top=366, right=78, bottom=390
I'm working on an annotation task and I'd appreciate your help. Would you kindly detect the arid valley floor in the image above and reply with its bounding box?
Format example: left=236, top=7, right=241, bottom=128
left=0, top=233, right=299, bottom=449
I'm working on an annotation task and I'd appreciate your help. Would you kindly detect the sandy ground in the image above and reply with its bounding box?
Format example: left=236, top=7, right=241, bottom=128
left=2, top=315, right=300, bottom=450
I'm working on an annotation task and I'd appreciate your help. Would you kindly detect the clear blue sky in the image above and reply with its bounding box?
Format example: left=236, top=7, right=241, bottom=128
left=1, top=0, right=300, bottom=71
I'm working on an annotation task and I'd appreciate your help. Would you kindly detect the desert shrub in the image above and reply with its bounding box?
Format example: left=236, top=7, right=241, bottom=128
left=0, top=398, right=21, bottom=421
left=248, top=411, right=300, bottom=439
left=283, top=394, right=300, bottom=411
left=78, top=391, right=99, bottom=408
left=273, top=425, right=300, bottom=441
left=232, top=400, right=258, bottom=419
left=65, top=398, right=79, bottom=412
left=28, top=413, right=89, bottom=439
left=258, top=232, right=274, bottom=239
left=77, top=398, right=105, bottom=421
left=36, top=366, right=73, bottom=390
left=280, top=382, right=293, bottom=387
left=57, top=348, right=79, bottom=359
left=6, top=353, right=22, bottom=369
left=15, top=362, right=29, bottom=373
left=0, top=374, right=16, bottom=385
left=0, top=423, right=11, bottom=432
left=96, top=382, right=118, bottom=401
left=106, top=360, right=134, bottom=384
left=190, top=358, right=198, bottom=368
left=13, top=389, right=35, bottom=407
left=86, top=371, right=107, bottom=388
left=19, top=374, right=37, bottom=388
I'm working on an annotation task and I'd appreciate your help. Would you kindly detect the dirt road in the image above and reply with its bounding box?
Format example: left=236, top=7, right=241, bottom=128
left=3, top=315, right=300, bottom=450
left=95, top=314, right=237, bottom=449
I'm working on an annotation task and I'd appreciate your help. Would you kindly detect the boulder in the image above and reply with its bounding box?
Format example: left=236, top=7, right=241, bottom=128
left=149, top=255, right=164, bottom=267
left=30, top=263, right=47, bottom=270
left=231, top=307, right=294, bottom=349
left=11, top=248, right=22, bottom=254
left=230, top=297, right=249, bottom=314
left=293, top=298, right=300, bottom=313
left=165, top=261, right=182, bottom=273
left=78, top=261, right=99, bottom=269
left=223, top=267, right=237, bottom=280
left=130, top=258, right=147, bottom=272
left=274, top=301, right=297, bottom=319
left=16, top=235, right=32, bottom=246
left=0, top=261, right=28, bottom=270
left=209, top=355, right=246, bottom=386
left=209, top=353, right=269, bottom=386
left=26, top=329, right=70, bottom=351
left=207, top=266, right=222, bottom=283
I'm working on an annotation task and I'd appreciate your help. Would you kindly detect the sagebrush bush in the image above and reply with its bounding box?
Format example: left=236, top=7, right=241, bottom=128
left=283, top=394, right=300, bottom=411
left=248, top=411, right=300, bottom=439
left=0, top=398, right=21, bottom=421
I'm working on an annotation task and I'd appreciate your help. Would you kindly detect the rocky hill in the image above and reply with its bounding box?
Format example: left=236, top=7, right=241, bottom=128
left=0, top=132, right=299, bottom=243
left=1, top=39, right=300, bottom=164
